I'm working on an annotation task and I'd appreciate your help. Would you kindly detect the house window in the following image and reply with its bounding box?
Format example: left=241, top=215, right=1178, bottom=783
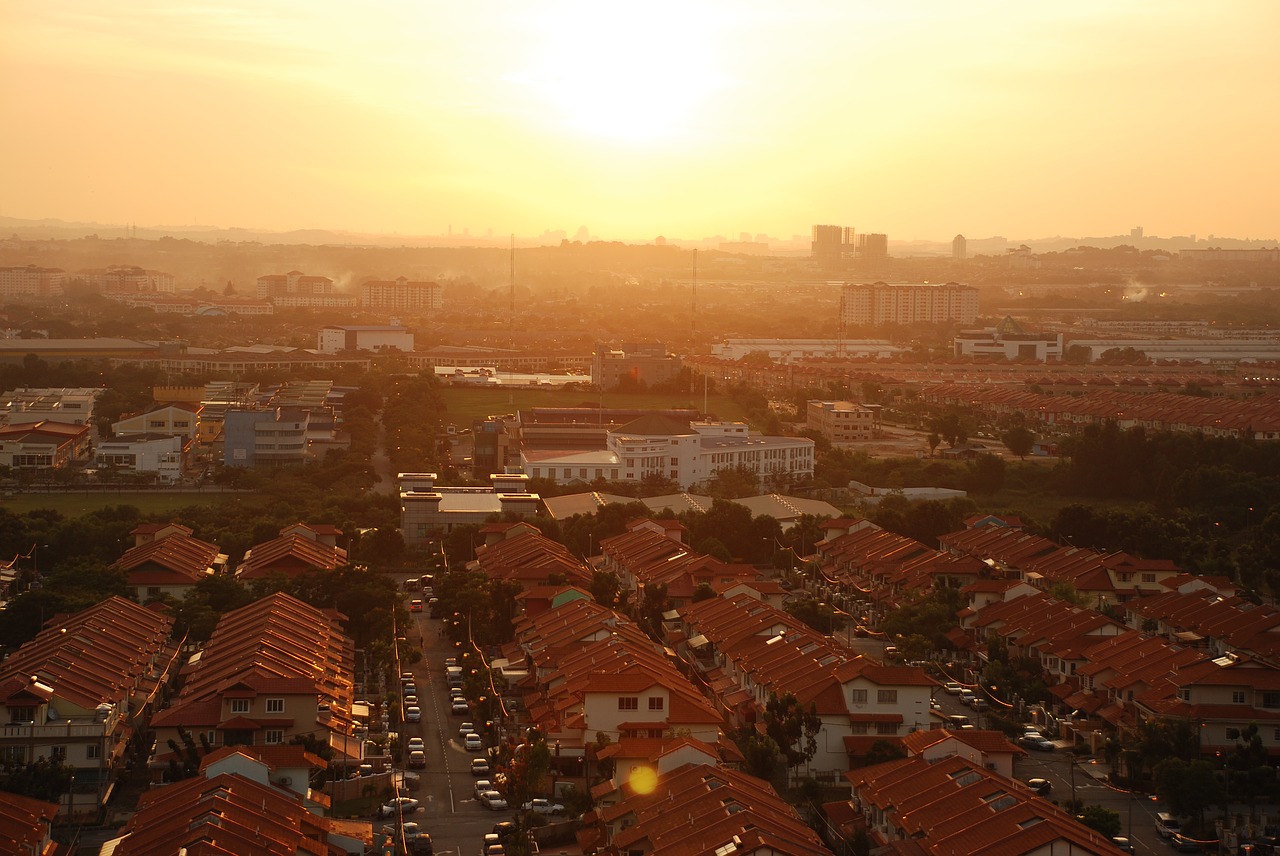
left=1141, top=573, right=1156, bottom=583
left=876, top=722, right=897, bottom=735
left=1263, top=692, right=1280, bottom=709
left=86, top=744, right=100, bottom=760
left=850, top=723, right=868, bottom=735
left=670, top=458, right=678, bottom=465
left=1232, top=691, right=1246, bottom=704
left=265, top=730, right=284, bottom=745
left=618, top=697, right=638, bottom=710
left=850, top=689, right=867, bottom=704
left=266, top=698, right=285, bottom=713
left=877, top=690, right=898, bottom=704
left=1179, top=689, right=1191, bottom=702
left=51, top=745, right=66, bottom=761
left=648, top=697, right=664, bottom=711
left=230, top=699, right=250, bottom=714
left=8, top=706, right=35, bottom=724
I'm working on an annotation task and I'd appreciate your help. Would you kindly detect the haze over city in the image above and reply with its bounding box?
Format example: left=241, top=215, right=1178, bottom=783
left=4, top=1, right=1279, bottom=243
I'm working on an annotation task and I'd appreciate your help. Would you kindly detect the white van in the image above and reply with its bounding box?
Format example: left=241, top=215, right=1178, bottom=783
left=1155, top=811, right=1181, bottom=838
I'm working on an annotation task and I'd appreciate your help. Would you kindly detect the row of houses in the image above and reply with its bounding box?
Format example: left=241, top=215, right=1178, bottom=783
left=117, top=522, right=346, bottom=602
left=812, top=511, right=1280, bottom=765
left=476, top=519, right=1130, bottom=855
left=919, top=383, right=1280, bottom=441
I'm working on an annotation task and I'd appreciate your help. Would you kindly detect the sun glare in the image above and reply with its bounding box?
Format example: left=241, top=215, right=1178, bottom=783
left=510, top=6, right=729, bottom=146
left=628, top=765, right=658, bottom=795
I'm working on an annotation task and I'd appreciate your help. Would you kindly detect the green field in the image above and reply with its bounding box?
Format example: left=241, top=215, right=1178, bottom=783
left=438, top=387, right=749, bottom=426
left=0, top=491, right=246, bottom=517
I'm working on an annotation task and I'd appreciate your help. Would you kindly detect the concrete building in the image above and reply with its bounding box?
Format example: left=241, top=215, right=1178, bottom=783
left=0, top=265, right=65, bottom=299
left=360, top=276, right=442, bottom=311
left=522, top=414, right=815, bottom=490
left=952, top=234, right=967, bottom=261
left=806, top=399, right=882, bottom=443
left=0, top=421, right=91, bottom=469
left=316, top=324, right=413, bottom=354
left=96, top=434, right=188, bottom=482
left=255, top=271, right=355, bottom=309
left=591, top=343, right=681, bottom=390
left=112, top=403, right=201, bottom=440
left=953, top=316, right=1065, bottom=362
left=710, top=338, right=902, bottom=362
left=222, top=408, right=309, bottom=467
left=74, top=265, right=175, bottom=293
left=842, top=281, right=979, bottom=326
left=399, top=472, right=541, bottom=548
left=812, top=224, right=855, bottom=269
left=0, top=387, right=100, bottom=426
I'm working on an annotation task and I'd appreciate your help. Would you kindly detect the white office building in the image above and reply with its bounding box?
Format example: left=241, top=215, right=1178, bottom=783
left=521, top=414, right=814, bottom=490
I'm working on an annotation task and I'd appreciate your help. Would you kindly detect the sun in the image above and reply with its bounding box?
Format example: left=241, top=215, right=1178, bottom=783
left=511, top=5, right=730, bottom=146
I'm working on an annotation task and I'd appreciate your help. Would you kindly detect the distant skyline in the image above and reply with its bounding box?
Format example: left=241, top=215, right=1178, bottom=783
left=3, top=2, right=1278, bottom=243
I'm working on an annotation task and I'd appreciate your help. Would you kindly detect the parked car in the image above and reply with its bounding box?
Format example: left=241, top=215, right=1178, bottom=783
left=408, top=750, right=427, bottom=769
left=451, top=699, right=469, bottom=715
left=474, top=779, right=492, bottom=797
left=407, top=736, right=425, bottom=752
left=969, top=698, right=989, bottom=712
left=521, top=798, right=565, bottom=816
left=943, top=682, right=963, bottom=695
left=459, top=721, right=475, bottom=738
left=1109, top=837, right=1135, bottom=854
left=404, top=694, right=418, bottom=707
left=379, top=797, right=421, bottom=817
left=1018, top=732, right=1054, bottom=752
left=464, top=733, right=483, bottom=751
left=958, top=690, right=976, bottom=706
left=479, top=790, right=509, bottom=810
left=381, top=821, right=427, bottom=845
left=1027, top=778, right=1051, bottom=796
left=471, top=758, right=491, bottom=776
left=406, top=705, right=422, bottom=722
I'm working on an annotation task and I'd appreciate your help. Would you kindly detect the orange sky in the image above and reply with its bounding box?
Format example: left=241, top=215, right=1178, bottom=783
left=2, top=1, right=1277, bottom=242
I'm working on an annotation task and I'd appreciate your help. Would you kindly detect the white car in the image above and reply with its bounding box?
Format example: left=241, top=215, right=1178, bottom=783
left=379, top=797, right=421, bottom=817
left=451, top=699, right=469, bottom=715
left=521, top=798, right=565, bottom=816
left=474, top=778, right=492, bottom=797
left=407, top=737, right=425, bottom=753
left=406, top=705, right=422, bottom=722
left=479, top=790, right=508, bottom=811
left=464, top=733, right=483, bottom=751
left=943, top=681, right=963, bottom=695
left=381, top=821, right=426, bottom=842
left=459, top=721, right=475, bottom=738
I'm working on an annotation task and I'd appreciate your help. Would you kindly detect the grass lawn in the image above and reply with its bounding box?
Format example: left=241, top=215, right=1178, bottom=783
left=439, top=387, right=749, bottom=426
left=0, top=491, right=246, bottom=517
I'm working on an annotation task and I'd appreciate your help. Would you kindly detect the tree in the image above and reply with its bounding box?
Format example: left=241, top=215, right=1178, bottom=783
left=762, top=692, right=822, bottom=772
left=861, top=739, right=907, bottom=767
left=1078, top=805, right=1122, bottom=838
left=1154, top=757, right=1223, bottom=832
left=930, top=407, right=968, bottom=448
left=966, top=453, right=1005, bottom=494
left=1001, top=426, right=1035, bottom=460
left=926, top=432, right=941, bottom=457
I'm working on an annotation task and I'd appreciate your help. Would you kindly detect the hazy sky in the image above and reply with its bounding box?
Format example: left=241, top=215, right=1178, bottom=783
left=3, top=1, right=1277, bottom=242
